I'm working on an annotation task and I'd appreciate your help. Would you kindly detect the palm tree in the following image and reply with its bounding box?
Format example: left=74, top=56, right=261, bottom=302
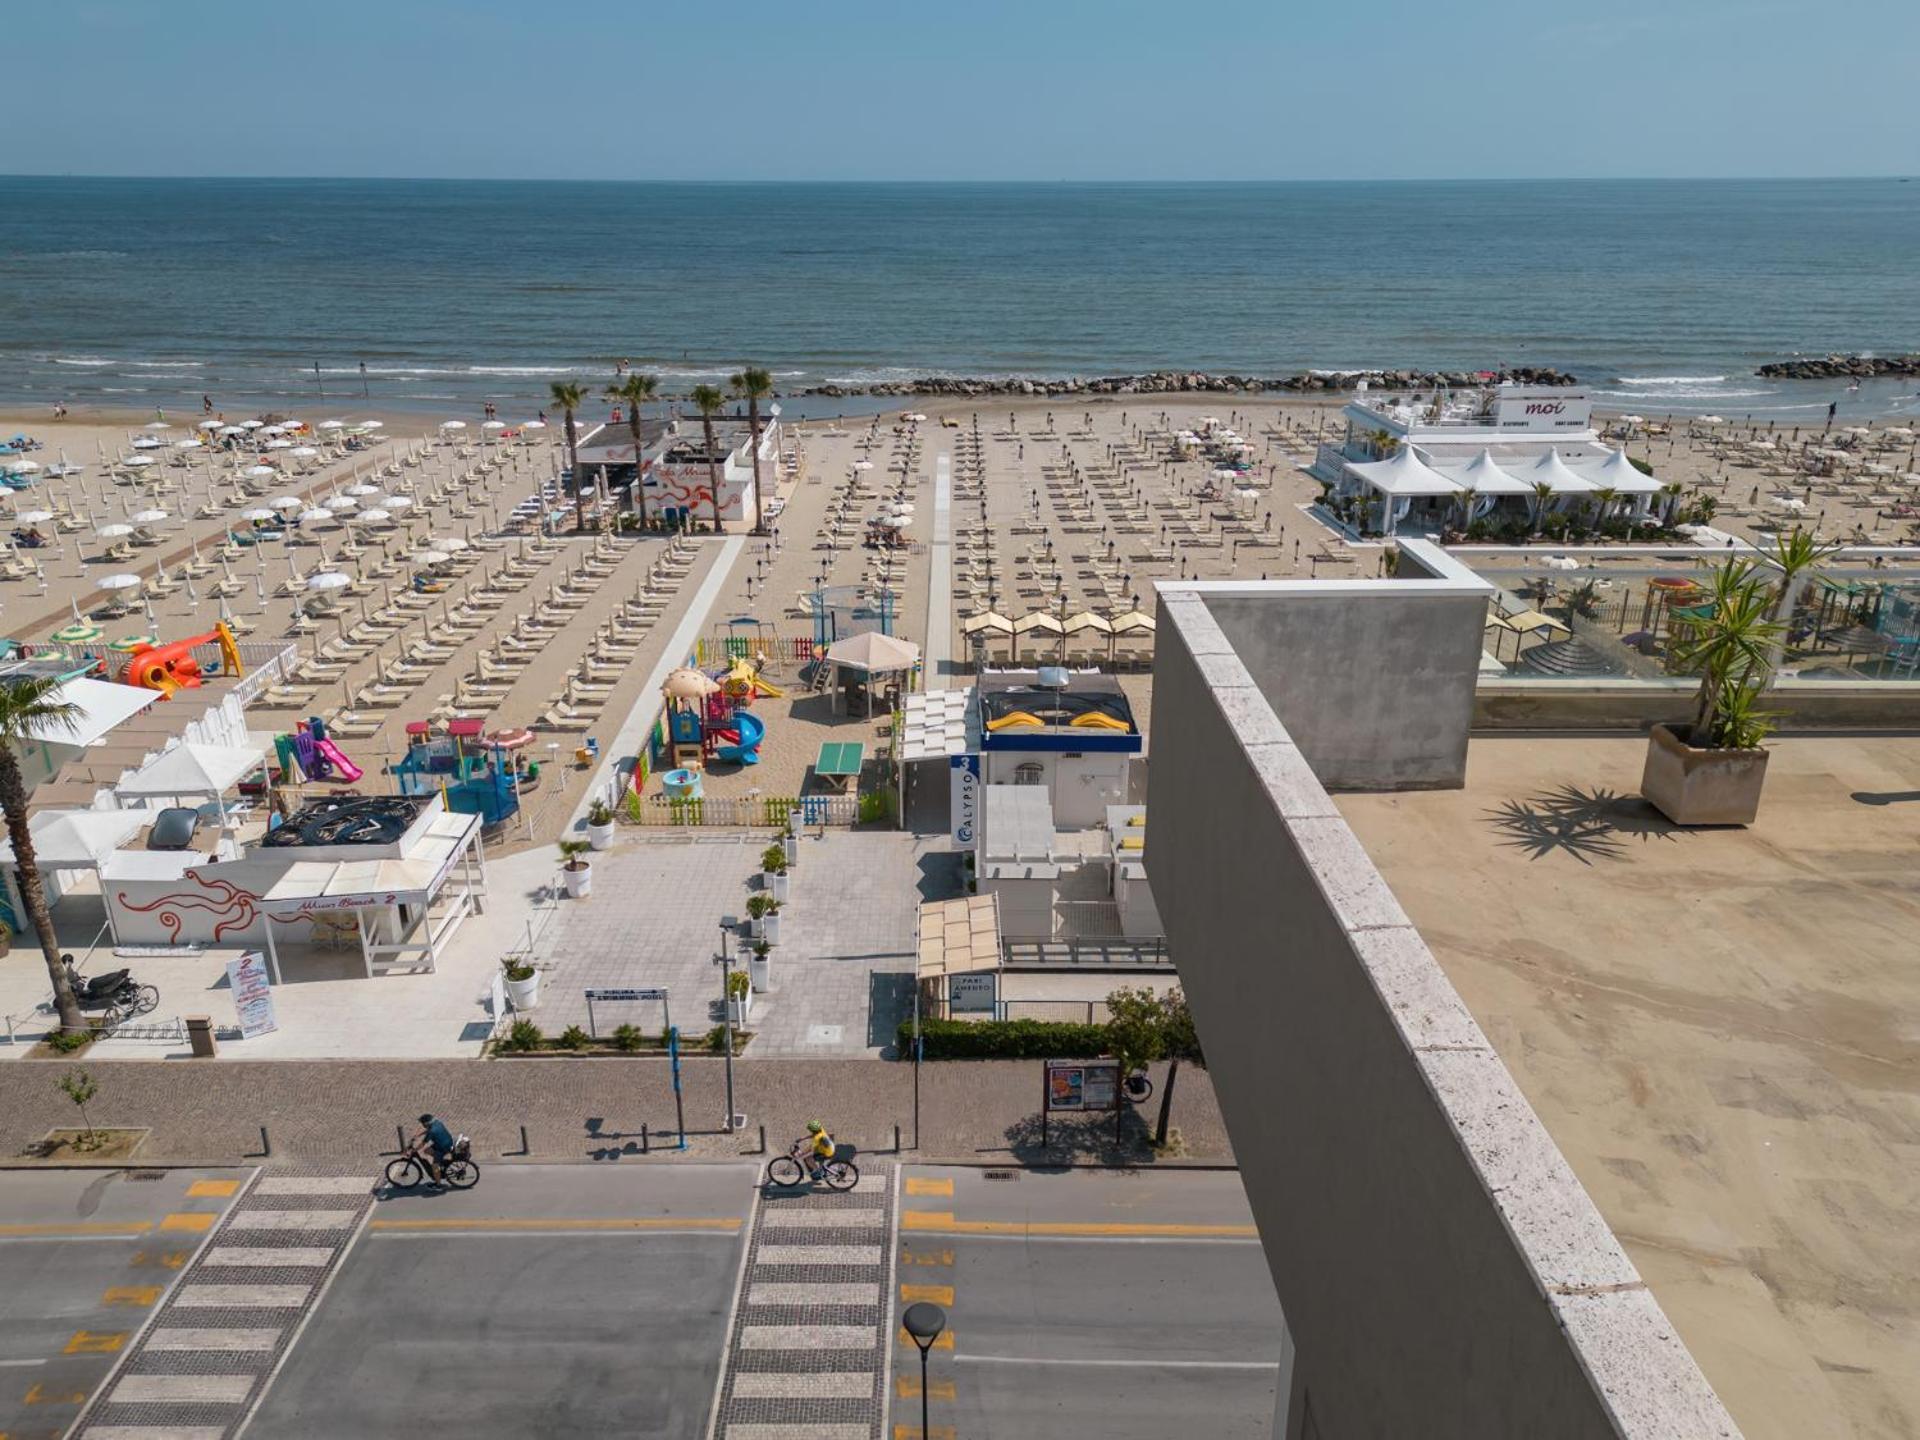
left=689, top=384, right=728, bottom=532
left=730, top=366, right=775, bottom=534
left=604, top=373, right=659, bottom=528
left=1658, top=481, right=1686, bottom=526
left=1760, top=526, right=1842, bottom=666
left=549, top=381, right=588, bottom=532
left=1529, top=481, right=1555, bottom=531
left=0, top=677, right=85, bottom=1032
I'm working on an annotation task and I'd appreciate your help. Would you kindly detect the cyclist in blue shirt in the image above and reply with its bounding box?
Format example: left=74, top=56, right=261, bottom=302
left=415, top=1114, right=455, bottom=1181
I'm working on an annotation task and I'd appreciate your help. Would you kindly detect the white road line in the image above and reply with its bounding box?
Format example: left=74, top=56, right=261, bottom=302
left=729, top=1371, right=875, bottom=1399
left=753, top=1244, right=883, bottom=1267
left=173, top=1283, right=311, bottom=1308
left=739, top=1325, right=875, bottom=1351
left=955, top=1354, right=1280, bottom=1370
left=0, top=1357, right=45, bottom=1366
left=227, top=1210, right=356, bottom=1232
left=724, top=1427, right=869, bottom=1440
left=203, top=1247, right=333, bottom=1267
left=759, top=1210, right=886, bottom=1229
left=251, top=1177, right=374, bottom=1195
left=144, top=1328, right=281, bottom=1353
left=112, top=1374, right=257, bottom=1403
left=747, top=1282, right=879, bottom=1306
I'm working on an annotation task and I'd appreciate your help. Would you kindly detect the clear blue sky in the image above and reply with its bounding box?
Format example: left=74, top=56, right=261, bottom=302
left=6, top=0, right=1913, bottom=181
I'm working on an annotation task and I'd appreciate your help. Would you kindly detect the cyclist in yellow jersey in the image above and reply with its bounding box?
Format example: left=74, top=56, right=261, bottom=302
left=803, top=1120, right=836, bottom=1181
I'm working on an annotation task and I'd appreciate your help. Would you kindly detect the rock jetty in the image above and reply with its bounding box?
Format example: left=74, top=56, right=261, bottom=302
left=1756, top=353, right=1920, bottom=380
left=795, top=367, right=1578, bottom=399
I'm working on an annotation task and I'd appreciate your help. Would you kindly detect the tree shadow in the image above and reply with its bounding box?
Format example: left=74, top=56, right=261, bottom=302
left=1485, top=785, right=1683, bottom=865
left=1001, top=1108, right=1155, bottom=1164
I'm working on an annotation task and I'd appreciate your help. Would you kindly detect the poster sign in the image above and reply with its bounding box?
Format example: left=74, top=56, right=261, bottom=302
left=949, top=972, right=996, bottom=1015
left=950, top=753, right=981, bottom=845
left=225, top=950, right=277, bottom=1039
left=1493, top=387, right=1593, bottom=432
left=1044, top=1058, right=1120, bottom=1113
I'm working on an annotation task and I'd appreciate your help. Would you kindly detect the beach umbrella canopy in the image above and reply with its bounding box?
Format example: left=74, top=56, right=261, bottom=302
left=961, top=611, right=1014, bottom=636
left=290, top=445, right=319, bottom=458
left=130, top=509, right=168, bottom=525
left=197, top=419, right=222, bottom=431
left=326, top=496, right=359, bottom=511
left=95, top=523, right=134, bottom=539
left=269, top=495, right=304, bottom=510
left=174, top=438, right=204, bottom=450
left=1107, top=609, right=1156, bottom=635
left=109, top=633, right=157, bottom=652
left=411, top=550, right=451, bottom=566
left=318, top=420, right=346, bottom=431
left=241, top=419, right=263, bottom=429
left=485, top=727, right=535, bottom=750
left=356, top=508, right=391, bottom=523
left=97, top=573, right=143, bottom=592
left=298, top=509, right=332, bottom=524
left=306, top=571, right=351, bottom=591
left=356, top=419, right=384, bottom=430
left=384, top=496, right=413, bottom=510
left=346, top=483, right=381, bottom=497
left=122, top=454, right=154, bottom=466
left=439, top=420, right=467, bottom=431
left=241, top=507, right=278, bottom=521
left=482, top=420, right=508, bottom=431
left=265, top=439, right=294, bottom=450
left=219, top=425, right=248, bottom=436
left=15, top=509, right=54, bottom=524
left=521, top=420, right=546, bottom=430
left=131, top=437, right=162, bottom=450
left=53, top=621, right=103, bottom=644
left=244, top=464, right=278, bottom=478
left=434, top=536, right=470, bottom=551
left=143, top=420, right=171, bottom=431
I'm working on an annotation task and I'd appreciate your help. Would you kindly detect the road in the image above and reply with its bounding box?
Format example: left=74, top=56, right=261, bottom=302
left=890, top=1166, right=1284, bottom=1440
left=0, top=1167, right=242, bottom=1440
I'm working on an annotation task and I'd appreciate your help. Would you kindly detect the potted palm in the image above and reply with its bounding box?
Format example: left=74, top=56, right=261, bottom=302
left=586, top=798, right=616, bottom=852
left=726, top=968, right=753, bottom=1024
left=761, top=843, right=789, bottom=903
left=1641, top=559, right=1783, bottom=826
left=745, top=892, right=781, bottom=945
left=782, top=820, right=798, bottom=869
left=558, top=838, right=593, bottom=898
left=747, top=940, right=772, bottom=994
left=502, top=956, right=540, bottom=1010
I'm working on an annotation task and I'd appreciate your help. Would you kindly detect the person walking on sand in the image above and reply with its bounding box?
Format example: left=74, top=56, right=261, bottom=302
left=202, top=394, right=213, bottom=416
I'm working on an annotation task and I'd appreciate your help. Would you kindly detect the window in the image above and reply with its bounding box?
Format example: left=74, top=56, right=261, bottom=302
left=1013, top=762, right=1045, bottom=787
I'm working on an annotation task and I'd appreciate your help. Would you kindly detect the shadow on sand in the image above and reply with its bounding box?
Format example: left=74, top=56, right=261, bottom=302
left=1484, top=784, right=1685, bottom=865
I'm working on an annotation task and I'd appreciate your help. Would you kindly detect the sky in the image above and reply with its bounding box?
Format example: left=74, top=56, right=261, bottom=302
left=4, top=0, right=1915, bottom=181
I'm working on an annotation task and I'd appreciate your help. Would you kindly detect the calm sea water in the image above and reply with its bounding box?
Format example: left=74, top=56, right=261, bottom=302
left=2, top=177, right=1917, bottom=419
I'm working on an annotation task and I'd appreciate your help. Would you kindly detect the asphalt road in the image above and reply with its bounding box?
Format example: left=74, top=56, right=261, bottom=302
left=243, top=1162, right=755, bottom=1440
left=0, top=1167, right=242, bottom=1440
left=893, top=1166, right=1285, bottom=1440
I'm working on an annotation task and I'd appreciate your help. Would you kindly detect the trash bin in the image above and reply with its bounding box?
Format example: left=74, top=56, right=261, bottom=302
left=185, top=1015, right=217, bottom=1059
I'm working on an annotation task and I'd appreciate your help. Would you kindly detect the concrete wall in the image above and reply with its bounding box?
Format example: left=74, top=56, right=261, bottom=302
left=980, top=751, right=1130, bottom=828
left=1145, top=589, right=1740, bottom=1440
left=1163, top=541, right=1492, bottom=791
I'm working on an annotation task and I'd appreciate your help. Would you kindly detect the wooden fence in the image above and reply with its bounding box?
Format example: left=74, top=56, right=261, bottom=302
left=623, top=792, right=861, bottom=828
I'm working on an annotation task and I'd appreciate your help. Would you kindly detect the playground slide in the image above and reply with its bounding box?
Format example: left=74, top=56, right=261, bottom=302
left=713, top=709, right=765, bottom=766
left=313, top=737, right=365, bottom=783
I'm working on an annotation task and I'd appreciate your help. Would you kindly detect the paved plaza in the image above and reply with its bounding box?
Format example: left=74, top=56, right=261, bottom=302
left=528, top=829, right=957, bottom=1057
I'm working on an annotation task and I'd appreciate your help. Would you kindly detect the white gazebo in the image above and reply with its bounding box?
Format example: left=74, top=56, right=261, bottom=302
left=1344, top=446, right=1461, bottom=534
left=115, top=740, right=270, bottom=825
left=824, top=630, right=922, bottom=715
left=11, top=677, right=161, bottom=791
left=0, top=807, right=164, bottom=939
left=1578, top=447, right=1664, bottom=509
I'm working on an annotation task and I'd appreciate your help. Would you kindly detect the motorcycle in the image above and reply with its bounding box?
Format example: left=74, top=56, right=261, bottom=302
left=61, top=955, right=159, bottom=1026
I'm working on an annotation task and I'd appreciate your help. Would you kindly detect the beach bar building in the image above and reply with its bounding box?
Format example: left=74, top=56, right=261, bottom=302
left=575, top=411, right=781, bottom=528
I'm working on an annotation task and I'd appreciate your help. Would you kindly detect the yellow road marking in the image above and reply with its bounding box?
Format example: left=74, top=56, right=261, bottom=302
left=130, top=1249, right=191, bottom=1269
left=0, top=1223, right=149, bottom=1237
left=64, top=1331, right=125, bottom=1356
left=100, top=1287, right=161, bottom=1308
left=24, top=1381, right=86, bottom=1405
left=900, top=1247, right=954, bottom=1267
left=368, top=1216, right=742, bottom=1233
left=901, top=1211, right=1257, bottom=1239
left=898, top=1327, right=954, bottom=1351
left=904, top=1177, right=953, bottom=1197
left=186, top=1179, right=241, bottom=1198
left=900, top=1283, right=954, bottom=1305
left=159, top=1212, right=217, bottom=1234
left=893, top=1425, right=956, bottom=1440
left=895, top=1375, right=957, bottom=1402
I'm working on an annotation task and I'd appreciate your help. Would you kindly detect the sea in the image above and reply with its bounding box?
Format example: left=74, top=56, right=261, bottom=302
left=2, top=176, right=1916, bottom=421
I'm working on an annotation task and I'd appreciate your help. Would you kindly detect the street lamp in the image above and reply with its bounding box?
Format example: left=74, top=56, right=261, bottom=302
left=902, top=1301, right=947, bottom=1440
left=717, top=915, right=740, bottom=1132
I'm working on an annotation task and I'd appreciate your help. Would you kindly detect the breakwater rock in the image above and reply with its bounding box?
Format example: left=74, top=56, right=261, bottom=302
left=1756, top=354, right=1920, bottom=380
left=795, top=367, right=1579, bottom=399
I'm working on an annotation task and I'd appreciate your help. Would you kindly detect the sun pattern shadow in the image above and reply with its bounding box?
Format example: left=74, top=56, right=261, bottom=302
left=1485, top=784, right=1683, bottom=865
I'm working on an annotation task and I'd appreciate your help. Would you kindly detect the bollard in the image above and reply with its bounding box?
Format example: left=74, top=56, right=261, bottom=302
left=756, top=1124, right=766, bottom=1155
left=893, top=1124, right=901, bottom=1154
left=395, top=1124, right=407, bottom=1156
left=184, top=1015, right=217, bottom=1059
left=641, top=1122, right=649, bottom=1155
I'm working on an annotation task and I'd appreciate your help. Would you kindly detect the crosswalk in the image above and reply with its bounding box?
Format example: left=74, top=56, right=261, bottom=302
left=712, top=1167, right=895, bottom=1439
left=72, top=1170, right=375, bottom=1440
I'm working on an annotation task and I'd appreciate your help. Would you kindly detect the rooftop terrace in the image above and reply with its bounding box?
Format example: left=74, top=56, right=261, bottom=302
left=1337, top=734, right=1920, bottom=1440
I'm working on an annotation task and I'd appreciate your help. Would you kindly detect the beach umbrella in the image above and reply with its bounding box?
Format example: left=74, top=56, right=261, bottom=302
left=53, top=621, right=102, bottom=645
left=241, top=507, right=277, bottom=522
left=440, top=420, right=467, bottom=432
left=260, top=424, right=286, bottom=436
left=521, top=419, right=545, bottom=431
left=327, top=496, right=359, bottom=511
left=241, top=420, right=264, bottom=430
left=174, top=438, right=204, bottom=450
left=266, top=439, right=295, bottom=451
left=270, top=495, right=304, bottom=511
left=123, top=454, right=155, bottom=467
left=16, top=509, right=54, bottom=525
left=108, top=632, right=157, bottom=653
left=307, top=571, right=351, bottom=593
left=346, top=483, right=380, bottom=497
left=298, top=508, right=331, bottom=525
left=356, top=508, right=391, bottom=524
left=95, top=522, right=134, bottom=539
left=243, top=465, right=278, bottom=480
left=412, top=550, right=451, bottom=566
left=143, top=420, right=171, bottom=431
left=290, top=445, right=319, bottom=459
left=197, top=419, right=222, bottom=431
left=97, top=573, right=142, bottom=593
left=131, top=437, right=163, bottom=450
left=219, top=425, right=248, bottom=436
left=435, top=536, right=470, bottom=551
left=482, top=420, right=507, bottom=432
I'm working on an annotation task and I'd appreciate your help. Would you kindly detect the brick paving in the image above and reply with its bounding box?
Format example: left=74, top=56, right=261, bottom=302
left=0, top=1058, right=1229, bottom=1169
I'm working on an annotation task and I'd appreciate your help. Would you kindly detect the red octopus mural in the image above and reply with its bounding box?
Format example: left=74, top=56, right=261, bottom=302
left=116, top=869, right=262, bottom=944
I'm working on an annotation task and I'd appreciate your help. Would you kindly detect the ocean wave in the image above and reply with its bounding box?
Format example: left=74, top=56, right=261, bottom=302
left=1613, top=375, right=1731, bottom=385
left=1593, top=386, right=1774, bottom=401
left=26, top=250, right=128, bottom=262
left=50, top=354, right=206, bottom=370
left=467, top=364, right=590, bottom=376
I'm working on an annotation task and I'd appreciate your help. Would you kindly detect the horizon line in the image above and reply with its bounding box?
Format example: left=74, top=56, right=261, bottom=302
left=0, top=172, right=1913, bottom=186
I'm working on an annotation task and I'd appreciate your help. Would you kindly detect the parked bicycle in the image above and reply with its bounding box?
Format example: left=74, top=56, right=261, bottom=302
left=766, top=1140, right=859, bottom=1191
left=385, top=1134, right=480, bottom=1191
left=1122, top=1068, right=1154, bottom=1104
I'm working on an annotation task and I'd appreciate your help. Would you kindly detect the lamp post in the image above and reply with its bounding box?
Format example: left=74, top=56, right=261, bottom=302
left=902, top=1301, right=947, bottom=1440
left=717, top=915, right=739, bottom=1133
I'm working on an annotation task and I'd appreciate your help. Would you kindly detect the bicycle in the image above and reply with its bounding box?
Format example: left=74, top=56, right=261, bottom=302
left=1122, top=1068, right=1153, bottom=1104
left=385, top=1136, right=480, bottom=1191
left=766, top=1142, right=859, bottom=1191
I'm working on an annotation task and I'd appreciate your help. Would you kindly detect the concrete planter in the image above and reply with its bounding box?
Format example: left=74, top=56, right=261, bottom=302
left=1640, top=723, right=1770, bottom=826
left=761, top=911, right=782, bottom=946
left=748, top=951, right=772, bottom=993
left=587, top=821, right=615, bottom=852
left=505, top=971, right=540, bottom=1009
left=562, top=861, right=593, bottom=899
left=769, top=872, right=789, bottom=903
left=727, top=992, right=753, bottom=1025
left=783, top=834, right=798, bottom=868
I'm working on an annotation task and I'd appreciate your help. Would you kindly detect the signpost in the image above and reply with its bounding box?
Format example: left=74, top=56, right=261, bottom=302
left=948, top=972, right=996, bottom=1016
left=583, top=986, right=669, bottom=1039
left=949, top=754, right=981, bottom=844
left=225, top=951, right=277, bottom=1039
left=1041, top=1058, right=1120, bottom=1146
left=667, top=1025, right=687, bottom=1151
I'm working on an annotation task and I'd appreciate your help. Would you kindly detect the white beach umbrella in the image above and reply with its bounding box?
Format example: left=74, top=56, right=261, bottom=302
left=219, top=425, right=248, bottom=436
left=290, top=445, right=319, bottom=458
left=16, top=509, right=54, bottom=524
left=197, top=419, right=223, bottom=431
left=521, top=419, right=546, bottom=431
left=307, top=571, right=351, bottom=592
left=269, top=495, right=304, bottom=511
left=266, top=439, right=295, bottom=450
left=412, top=549, right=451, bottom=566
left=356, top=508, right=392, bottom=524
left=327, top=496, right=359, bottom=512
left=97, top=572, right=142, bottom=591
left=440, top=420, right=467, bottom=431
left=95, top=523, right=134, bottom=539
left=130, top=509, right=169, bottom=525
left=383, top=495, right=413, bottom=511
left=130, top=437, right=162, bottom=450
left=260, top=424, right=286, bottom=435
left=143, top=420, right=171, bottom=431
left=174, top=437, right=204, bottom=450
left=241, top=419, right=264, bottom=430
left=241, top=507, right=278, bottom=522
left=298, top=508, right=333, bottom=524
left=346, top=483, right=381, bottom=497
left=482, top=420, right=507, bottom=431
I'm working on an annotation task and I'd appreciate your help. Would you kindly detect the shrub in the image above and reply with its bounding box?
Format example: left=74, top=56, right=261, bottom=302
left=587, top=799, right=613, bottom=827
left=499, top=1019, right=542, bottom=1052
left=760, top=844, right=787, bottom=874
left=900, top=1016, right=1110, bottom=1060
left=703, top=1024, right=734, bottom=1053
left=502, top=957, right=534, bottom=983
left=45, top=1028, right=91, bottom=1055
left=558, top=1024, right=591, bottom=1052
left=745, top=893, right=777, bottom=920
left=612, top=1023, right=643, bottom=1053
left=726, top=970, right=751, bottom=1000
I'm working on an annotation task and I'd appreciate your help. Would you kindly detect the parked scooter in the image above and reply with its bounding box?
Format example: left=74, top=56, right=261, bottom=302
left=61, top=954, right=159, bottom=1025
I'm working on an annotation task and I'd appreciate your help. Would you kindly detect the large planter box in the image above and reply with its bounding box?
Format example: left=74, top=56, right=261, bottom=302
left=1640, top=723, right=1770, bottom=826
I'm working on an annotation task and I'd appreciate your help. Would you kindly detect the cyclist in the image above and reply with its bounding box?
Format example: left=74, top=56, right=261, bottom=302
left=413, top=1113, right=455, bottom=1182
left=799, top=1120, right=836, bottom=1182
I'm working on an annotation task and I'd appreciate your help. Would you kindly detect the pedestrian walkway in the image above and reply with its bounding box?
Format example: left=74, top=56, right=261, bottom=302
left=711, top=1160, right=896, bottom=1438
left=926, top=451, right=953, bottom=689
left=73, top=1169, right=375, bottom=1439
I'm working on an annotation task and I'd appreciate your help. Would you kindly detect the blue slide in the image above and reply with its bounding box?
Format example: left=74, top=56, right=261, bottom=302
left=713, top=708, right=765, bottom=765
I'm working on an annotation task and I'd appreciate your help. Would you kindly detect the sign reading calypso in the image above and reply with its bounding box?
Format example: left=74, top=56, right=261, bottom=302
left=1494, top=387, right=1593, bottom=432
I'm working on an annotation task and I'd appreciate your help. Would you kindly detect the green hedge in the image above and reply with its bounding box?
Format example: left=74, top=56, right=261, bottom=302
left=899, top=1017, right=1110, bottom=1060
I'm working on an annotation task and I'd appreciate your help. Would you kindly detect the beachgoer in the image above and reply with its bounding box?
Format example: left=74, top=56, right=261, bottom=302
left=202, top=395, right=213, bottom=415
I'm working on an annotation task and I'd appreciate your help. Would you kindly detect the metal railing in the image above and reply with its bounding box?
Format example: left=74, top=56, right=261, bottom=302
left=999, top=935, right=1171, bottom=969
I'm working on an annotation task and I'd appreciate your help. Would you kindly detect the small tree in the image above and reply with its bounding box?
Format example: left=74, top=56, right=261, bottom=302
left=1154, top=989, right=1205, bottom=1147
left=1105, top=986, right=1169, bottom=1142
left=1673, top=559, right=1785, bottom=749
left=58, top=1068, right=99, bottom=1148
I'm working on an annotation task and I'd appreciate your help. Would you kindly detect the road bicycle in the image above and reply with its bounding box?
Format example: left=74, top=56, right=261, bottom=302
left=385, top=1136, right=480, bottom=1191
left=766, top=1142, right=859, bottom=1191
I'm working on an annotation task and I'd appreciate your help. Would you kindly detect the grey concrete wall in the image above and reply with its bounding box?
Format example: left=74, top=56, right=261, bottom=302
left=1166, top=544, right=1492, bottom=790
left=1476, top=679, right=1920, bottom=733
left=1144, top=592, right=1740, bottom=1440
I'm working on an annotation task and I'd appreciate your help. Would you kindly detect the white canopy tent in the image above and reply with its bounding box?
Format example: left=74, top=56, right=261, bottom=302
left=0, top=807, right=168, bottom=943
left=1577, top=447, right=1664, bottom=496
left=824, top=631, right=922, bottom=715
left=1344, top=445, right=1460, bottom=497
left=116, top=740, right=269, bottom=824
left=21, top=677, right=160, bottom=748
left=1523, top=447, right=1598, bottom=495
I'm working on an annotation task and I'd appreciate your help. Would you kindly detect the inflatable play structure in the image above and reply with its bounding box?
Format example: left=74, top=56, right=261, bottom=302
left=390, top=717, right=525, bottom=827
left=118, top=622, right=243, bottom=699
left=660, top=659, right=778, bottom=770
left=273, top=717, right=365, bottom=786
